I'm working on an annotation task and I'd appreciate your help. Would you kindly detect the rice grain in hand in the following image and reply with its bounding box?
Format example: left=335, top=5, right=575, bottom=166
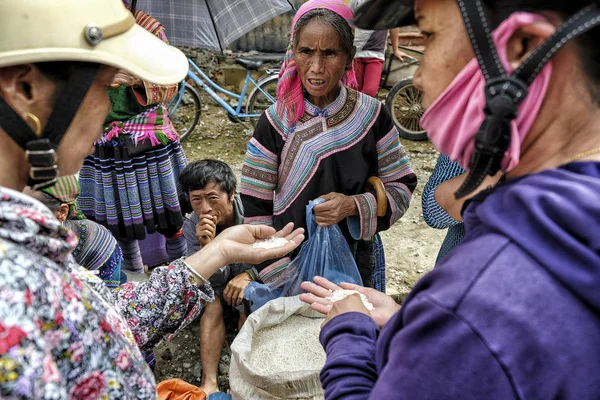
left=327, top=289, right=374, bottom=311
left=252, top=237, right=290, bottom=249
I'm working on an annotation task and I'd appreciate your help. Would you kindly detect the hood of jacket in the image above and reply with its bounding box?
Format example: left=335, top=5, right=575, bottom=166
left=464, top=162, right=600, bottom=312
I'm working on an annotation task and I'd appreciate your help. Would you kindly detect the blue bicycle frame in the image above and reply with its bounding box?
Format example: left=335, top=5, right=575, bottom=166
left=169, top=58, right=277, bottom=119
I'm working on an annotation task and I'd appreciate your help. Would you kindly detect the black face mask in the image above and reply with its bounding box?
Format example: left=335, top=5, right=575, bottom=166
left=0, top=63, right=99, bottom=189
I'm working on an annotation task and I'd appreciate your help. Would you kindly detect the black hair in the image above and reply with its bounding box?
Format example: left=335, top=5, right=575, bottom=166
left=484, top=0, right=600, bottom=103
left=179, top=159, right=237, bottom=195
left=34, top=190, right=63, bottom=212
left=293, top=8, right=356, bottom=61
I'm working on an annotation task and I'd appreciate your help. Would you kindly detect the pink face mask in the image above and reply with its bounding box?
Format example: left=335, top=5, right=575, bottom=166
left=420, top=12, right=553, bottom=172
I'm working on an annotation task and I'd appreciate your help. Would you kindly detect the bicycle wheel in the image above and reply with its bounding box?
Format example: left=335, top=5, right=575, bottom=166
left=246, top=75, right=278, bottom=128
left=168, top=83, right=201, bottom=141
left=385, top=78, right=428, bottom=141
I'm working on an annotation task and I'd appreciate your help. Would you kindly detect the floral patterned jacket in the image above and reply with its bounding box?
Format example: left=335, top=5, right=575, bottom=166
left=0, top=187, right=214, bottom=399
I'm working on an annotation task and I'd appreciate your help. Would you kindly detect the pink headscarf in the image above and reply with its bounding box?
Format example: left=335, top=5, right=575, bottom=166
left=421, top=12, right=553, bottom=172
left=276, top=0, right=358, bottom=128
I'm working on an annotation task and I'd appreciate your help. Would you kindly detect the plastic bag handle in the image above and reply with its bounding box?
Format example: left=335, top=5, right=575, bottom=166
left=306, top=198, right=325, bottom=237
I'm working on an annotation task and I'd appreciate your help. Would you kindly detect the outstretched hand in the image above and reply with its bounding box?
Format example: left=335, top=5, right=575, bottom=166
left=185, top=223, right=304, bottom=285
left=300, top=276, right=400, bottom=328
left=214, top=222, right=304, bottom=265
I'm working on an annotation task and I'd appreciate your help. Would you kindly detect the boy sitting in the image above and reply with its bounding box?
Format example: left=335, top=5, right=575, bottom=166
left=180, top=159, right=257, bottom=395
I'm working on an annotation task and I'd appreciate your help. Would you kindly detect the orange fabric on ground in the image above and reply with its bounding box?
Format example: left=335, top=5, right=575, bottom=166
left=157, top=379, right=207, bottom=400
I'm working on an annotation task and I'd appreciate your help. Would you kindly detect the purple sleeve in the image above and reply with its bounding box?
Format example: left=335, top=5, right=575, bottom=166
left=370, top=296, right=515, bottom=399
left=320, top=296, right=516, bottom=399
left=319, top=312, right=380, bottom=399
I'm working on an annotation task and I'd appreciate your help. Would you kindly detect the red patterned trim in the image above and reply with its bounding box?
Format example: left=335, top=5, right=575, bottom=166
left=349, top=192, right=378, bottom=240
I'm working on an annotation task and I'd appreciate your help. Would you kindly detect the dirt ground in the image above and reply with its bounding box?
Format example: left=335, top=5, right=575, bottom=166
left=153, top=90, right=446, bottom=391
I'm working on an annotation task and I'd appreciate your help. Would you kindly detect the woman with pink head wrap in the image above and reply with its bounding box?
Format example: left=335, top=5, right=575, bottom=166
left=277, top=0, right=358, bottom=126
left=241, top=0, right=417, bottom=290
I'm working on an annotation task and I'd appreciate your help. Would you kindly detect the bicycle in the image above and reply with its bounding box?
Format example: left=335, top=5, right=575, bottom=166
left=386, top=77, right=427, bottom=141
left=168, top=58, right=280, bottom=141
left=382, top=46, right=428, bottom=141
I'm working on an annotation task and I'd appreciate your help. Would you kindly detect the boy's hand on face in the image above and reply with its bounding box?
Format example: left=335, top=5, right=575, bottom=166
left=196, top=215, right=217, bottom=246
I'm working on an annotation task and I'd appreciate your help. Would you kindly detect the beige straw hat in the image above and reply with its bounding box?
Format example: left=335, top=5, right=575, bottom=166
left=0, top=0, right=187, bottom=85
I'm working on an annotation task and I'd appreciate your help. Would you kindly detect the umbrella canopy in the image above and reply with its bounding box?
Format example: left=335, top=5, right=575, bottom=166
left=135, top=0, right=294, bottom=51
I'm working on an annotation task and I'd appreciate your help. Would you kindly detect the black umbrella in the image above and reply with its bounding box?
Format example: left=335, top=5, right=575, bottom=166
left=136, top=0, right=294, bottom=51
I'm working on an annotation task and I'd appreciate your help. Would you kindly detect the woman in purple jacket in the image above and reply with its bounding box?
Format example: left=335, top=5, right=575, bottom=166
left=301, top=0, right=600, bottom=398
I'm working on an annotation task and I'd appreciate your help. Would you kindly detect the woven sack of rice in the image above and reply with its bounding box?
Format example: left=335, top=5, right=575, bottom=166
left=230, top=296, right=326, bottom=400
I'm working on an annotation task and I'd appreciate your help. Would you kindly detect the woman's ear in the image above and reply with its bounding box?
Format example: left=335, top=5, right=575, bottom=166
left=0, top=65, right=35, bottom=115
left=0, top=64, right=55, bottom=131
left=57, top=203, right=70, bottom=222
left=506, top=20, right=556, bottom=70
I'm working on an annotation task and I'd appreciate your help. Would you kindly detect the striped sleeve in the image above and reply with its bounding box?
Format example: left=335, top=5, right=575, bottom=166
left=241, top=138, right=279, bottom=202
left=132, top=10, right=178, bottom=106
left=133, top=82, right=178, bottom=106
left=241, top=113, right=280, bottom=228
left=422, top=154, right=466, bottom=229
left=348, top=108, right=417, bottom=240
left=135, top=10, right=168, bottom=43
left=241, top=113, right=288, bottom=279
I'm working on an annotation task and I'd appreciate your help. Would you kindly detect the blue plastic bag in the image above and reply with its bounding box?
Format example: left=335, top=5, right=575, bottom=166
left=245, top=198, right=363, bottom=311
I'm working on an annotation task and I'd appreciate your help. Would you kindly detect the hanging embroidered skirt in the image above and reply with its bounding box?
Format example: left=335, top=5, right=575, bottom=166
left=353, top=234, right=386, bottom=291
left=372, top=233, right=386, bottom=293
left=78, top=140, right=188, bottom=242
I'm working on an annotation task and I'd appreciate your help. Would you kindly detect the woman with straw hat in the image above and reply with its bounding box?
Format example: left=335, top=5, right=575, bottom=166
left=0, top=1, right=303, bottom=397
